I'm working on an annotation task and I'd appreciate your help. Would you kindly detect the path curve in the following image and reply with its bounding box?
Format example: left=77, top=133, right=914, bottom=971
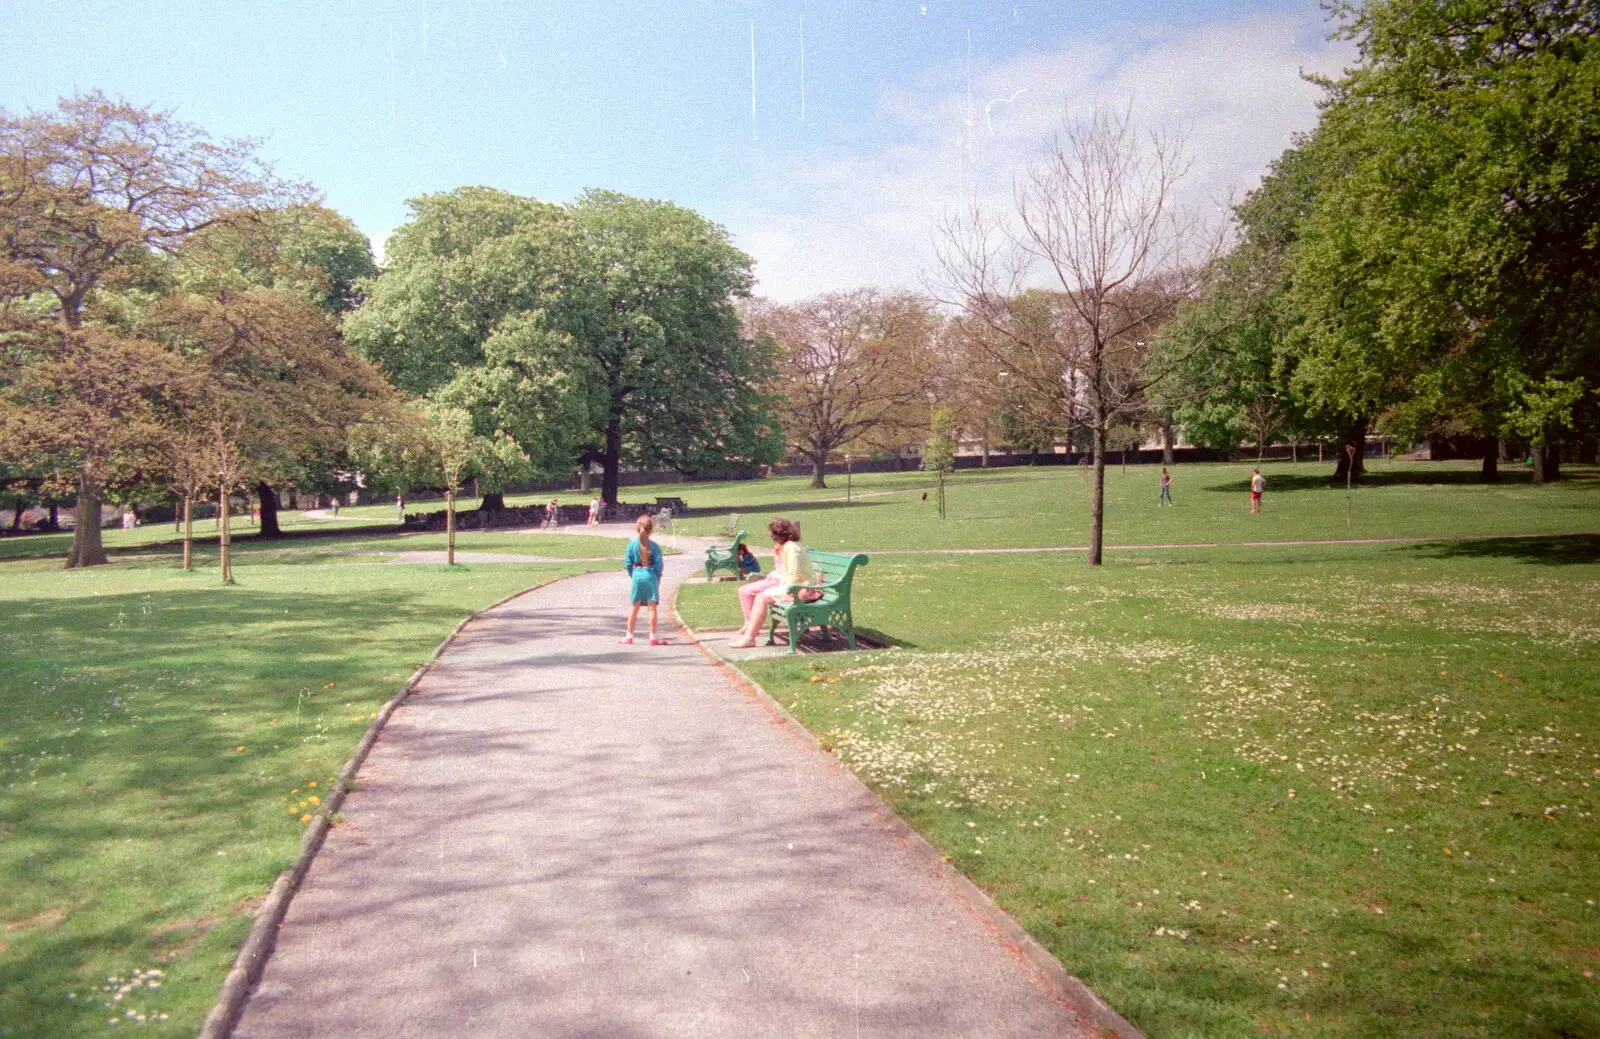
left=233, top=554, right=1100, bottom=1038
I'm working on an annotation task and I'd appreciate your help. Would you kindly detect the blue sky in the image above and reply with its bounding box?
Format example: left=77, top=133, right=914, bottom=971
left=2, top=1, right=1353, bottom=299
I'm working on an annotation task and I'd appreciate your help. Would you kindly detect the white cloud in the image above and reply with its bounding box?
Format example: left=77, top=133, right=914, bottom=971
left=727, top=11, right=1356, bottom=302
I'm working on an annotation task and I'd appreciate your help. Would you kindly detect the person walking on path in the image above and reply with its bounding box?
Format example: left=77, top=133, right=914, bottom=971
left=394, top=493, right=405, bottom=521
left=1159, top=467, right=1173, bottom=506
left=731, top=517, right=820, bottom=649
left=586, top=496, right=601, bottom=526
left=621, top=514, right=667, bottom=645
left=1249, top=468, right=1266, bottom=513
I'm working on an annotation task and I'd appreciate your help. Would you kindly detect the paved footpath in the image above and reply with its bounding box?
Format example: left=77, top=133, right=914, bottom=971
left=234, top=553, right=1097, bottom=1038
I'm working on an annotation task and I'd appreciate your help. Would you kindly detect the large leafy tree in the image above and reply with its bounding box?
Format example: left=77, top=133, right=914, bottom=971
left=176, top=205, right=383, bottom=533
left=1287, top=0, right=1599, bottom=481
left=566, top=190, right=781, bottom=501
left=0, top=92, right=293, bottom=566
left=348, top=187, right=779, bottom=505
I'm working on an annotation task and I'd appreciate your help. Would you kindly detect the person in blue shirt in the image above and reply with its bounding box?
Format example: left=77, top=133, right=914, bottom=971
left=736, top=542, right=762, bottom=578
left=621, top=514, right=667, bottom=645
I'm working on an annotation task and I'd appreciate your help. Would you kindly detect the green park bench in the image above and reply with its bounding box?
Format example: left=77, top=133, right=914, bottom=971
left=765, top=549, right=870, bottom=655
left=704, top=530, right=748, bottom=581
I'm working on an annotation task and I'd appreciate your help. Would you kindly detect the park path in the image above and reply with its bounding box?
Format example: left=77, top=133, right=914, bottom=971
left=232, top=552, right=1097, bottom=1038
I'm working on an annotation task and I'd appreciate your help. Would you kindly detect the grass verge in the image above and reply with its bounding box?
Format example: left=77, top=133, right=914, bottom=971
left=678, top=540, right=1599, bottom=1038
left=0, top=559, right=607, bottom=1038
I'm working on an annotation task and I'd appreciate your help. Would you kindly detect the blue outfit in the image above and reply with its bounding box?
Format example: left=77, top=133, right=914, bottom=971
left=737, top=550, right=762, bottom=577
left=624, top=537, right=664, bottom=605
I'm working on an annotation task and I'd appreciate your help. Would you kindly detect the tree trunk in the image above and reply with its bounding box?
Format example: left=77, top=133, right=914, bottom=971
left=66, top=476, right=109, bottom=569
left=980, top=441, right=990, bottom=467
left=1480, top=438, right=1499, bottom=483
left=219, top=485, right=234, bottom=585
left=255, top=481, right=282, bottom=538
left=1333, top=417, right=1368, bottom=482
left=9, top=504, right=23, bottom=532
left=1088, top=426, right=1106, bottom=567
left=1532, top=443, right=1560, bottom=483
left=809, top=450, right=828, bottom=489
left=1291, top=441, right=1299, bottom=463
left=480, top=492, right=506, bottom=512
left=182, top=495, right=193, bottom=571
left=602, top=412, right=623, bottom=505
left=1161, top=419, right=1175, bottom=466
left=446, top=490, right=457, bottom=565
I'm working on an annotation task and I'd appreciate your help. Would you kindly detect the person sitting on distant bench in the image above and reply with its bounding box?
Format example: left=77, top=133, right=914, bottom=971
left=736, top=542, right=762, bottom=579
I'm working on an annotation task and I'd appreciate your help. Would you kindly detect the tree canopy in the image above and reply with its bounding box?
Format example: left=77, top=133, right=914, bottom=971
left=347, top=187, right=779, bottom=505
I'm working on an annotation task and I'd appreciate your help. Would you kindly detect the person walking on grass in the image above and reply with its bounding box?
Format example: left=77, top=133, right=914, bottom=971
left=1249, top=468, right=1266, bottom=513
left=730, top=517, right=821, bottom=650
left=621, top=514, right=667, bottom=646
left=1159, top=467, right=1173, bottom=507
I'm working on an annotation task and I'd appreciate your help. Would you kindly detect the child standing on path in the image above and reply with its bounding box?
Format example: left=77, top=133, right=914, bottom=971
left=1249, top=468, right=1266, bottom=513
left=621, top=514, right=667, bottom=646
left=1159, top=467, right=1173, bottom=506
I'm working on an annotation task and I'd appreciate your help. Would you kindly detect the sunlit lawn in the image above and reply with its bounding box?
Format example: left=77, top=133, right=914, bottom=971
left=674, top=460, right=1600, bottom=550
left=679, top=533, right=1600, bottom=1038
left=0, top=558, right=608, bottom=1038
left=0, top=527, right=640, bottom=570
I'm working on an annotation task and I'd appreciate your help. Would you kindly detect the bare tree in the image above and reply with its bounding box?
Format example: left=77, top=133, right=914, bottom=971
left=934, top=106, right=1221, bottom=564
left=749, top=289, right=934, bottom=488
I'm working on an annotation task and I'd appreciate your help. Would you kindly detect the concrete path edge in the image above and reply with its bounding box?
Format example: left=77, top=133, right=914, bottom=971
left=669, top=597, right=1146, bottom=1039
left=196, top=575, right=588, bottom=1039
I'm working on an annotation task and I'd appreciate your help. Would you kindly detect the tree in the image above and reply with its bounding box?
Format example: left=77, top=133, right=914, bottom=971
left=150, top=281, right=394, bottom=582
left=348, top=187, right=779, bottom=507
left=925, top=404, right=958, bottom=519
left=176, top=205, right=383, bottom=534
left=936, top=107, right=1219, bottom=564
left=0, top=92, right=294, bottom=566
left=0, top=325, right=188, bottom=567
left=749, top=289, right=934, bottom=488
left=1281, top=0, right=1600, bottom=482
left=567, top=190, right=780, bottom=501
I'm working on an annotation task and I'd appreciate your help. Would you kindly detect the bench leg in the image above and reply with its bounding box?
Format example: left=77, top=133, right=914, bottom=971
left=765, top=614, right=777, bottom=647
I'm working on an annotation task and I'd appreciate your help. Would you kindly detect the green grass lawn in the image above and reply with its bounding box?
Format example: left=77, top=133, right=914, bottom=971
left=0, top=527, right=640, bottom=571
left=673, top=461, right=1600, bottom=550
left=678, top=537, right=1600, bottom=1038
left=0, top=557, right=608, bottom=1038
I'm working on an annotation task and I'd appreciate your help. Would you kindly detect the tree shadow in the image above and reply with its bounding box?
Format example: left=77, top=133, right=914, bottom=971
left=1202, top=467, right=1600, bottom=493
left=1398, top=534, right=1600, bottom=566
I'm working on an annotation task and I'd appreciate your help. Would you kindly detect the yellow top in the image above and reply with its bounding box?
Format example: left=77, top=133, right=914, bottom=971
left=776, top=540, right=816, bottom=588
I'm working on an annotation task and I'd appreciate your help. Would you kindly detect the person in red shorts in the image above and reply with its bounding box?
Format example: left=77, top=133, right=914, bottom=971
left=1249, top=468, right=1266, bottom=513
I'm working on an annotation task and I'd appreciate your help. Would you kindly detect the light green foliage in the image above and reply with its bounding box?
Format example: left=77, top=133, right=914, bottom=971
left=345, top=187, right=779, bottom=499
left=1289, top=0, right=1600, bottom=450
left=926, top=405, right=957, bottom=519
left=925, top=405, right=958, bottom=474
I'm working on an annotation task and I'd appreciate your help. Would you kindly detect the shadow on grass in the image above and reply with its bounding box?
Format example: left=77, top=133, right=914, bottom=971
left=1202, top=467, right=1599, bottom=494
left=1399, top=534, right=1600, bottom=566
left=855, top=626, right=918, bottom=651
left=687, top=498, right=896, bottom=522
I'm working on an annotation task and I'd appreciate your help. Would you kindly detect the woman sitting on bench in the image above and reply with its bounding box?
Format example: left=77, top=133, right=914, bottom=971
left=731, top=517, right=819, bottom=648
